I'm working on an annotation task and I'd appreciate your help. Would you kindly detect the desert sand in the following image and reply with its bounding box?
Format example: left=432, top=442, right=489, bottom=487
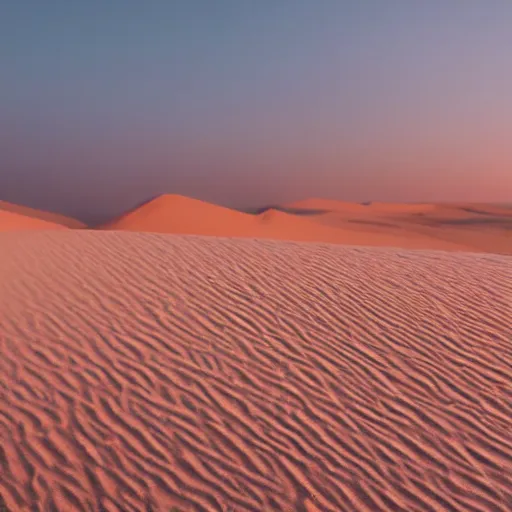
left=1, top=229, right=510, bottom=511
left=2, top=194, right=511, bottom=254
left=285, top=199, right=512, bottom=256
left=0, top=209, right=70, bottom=232
left=0, top=200, right=85, bottom=230
left=100, top=194, right=512, bottom=254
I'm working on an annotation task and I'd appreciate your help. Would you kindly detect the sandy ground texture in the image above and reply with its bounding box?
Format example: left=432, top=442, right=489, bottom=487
left=0, top=230, right=511, bottom=511
left=101, top=195, right=512, bottom=255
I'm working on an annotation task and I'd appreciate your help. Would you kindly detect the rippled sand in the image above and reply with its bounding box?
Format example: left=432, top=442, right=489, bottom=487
left=1, top=230, right=510, bottom=511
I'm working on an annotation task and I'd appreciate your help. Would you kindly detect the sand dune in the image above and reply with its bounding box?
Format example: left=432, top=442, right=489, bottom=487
left=0, top=200, right=85, bottom=229
left=286, top=198, right=438, bottom=215
left=3, top=195, right=510, bottom=255
left=287, top=197, right=512, bottom=220
left=100, top=194, right=476, bottom=252
left=99, top=194, right=253, bottom=235
left=285, top=197, right=376, bottom=213
left=284, top=199, right=512, bottom=255
left=0, top=209, right=70, bottom=232
left=1, top=230, right=510, bottom=511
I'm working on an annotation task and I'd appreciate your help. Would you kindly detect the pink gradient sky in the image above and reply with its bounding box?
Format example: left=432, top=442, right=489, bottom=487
left=1, top=2, right=511, bottom=222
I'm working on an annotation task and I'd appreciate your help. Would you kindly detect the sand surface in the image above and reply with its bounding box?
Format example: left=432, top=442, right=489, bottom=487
left=0, top=201, right=84, bottom=230
left=0, top=209, right=70, bottom=232
left=1, top=230, right=511, bottom=511
left=3, top=195, right=510, bottom=255
left=101, top=195, right=512, bottom=255
left=286, top=199, right=512, bottom=255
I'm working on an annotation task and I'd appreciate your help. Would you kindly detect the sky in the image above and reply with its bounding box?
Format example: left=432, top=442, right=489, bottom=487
left=1, top=1, right=511, bottom=222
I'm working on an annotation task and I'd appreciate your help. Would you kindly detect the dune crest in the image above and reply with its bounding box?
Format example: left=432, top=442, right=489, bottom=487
left=0, top=200, right=85, bottom=229
left=100, top=194, right=476, bottom=252
left=100, top=194, right=253, bottom=235
left=0, top=209, right=70, bottom=231
left=286, top=197, right=375, bottom=212
left=3, top=194, right=511, bottom=254
left=1, top=230, right=510, bottom=511
left=285, top=198, right=512, bottom=255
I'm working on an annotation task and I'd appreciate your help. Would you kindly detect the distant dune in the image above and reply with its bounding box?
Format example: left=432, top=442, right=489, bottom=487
left=99, top=194, right=480, bottom=253
left=285, top=198, right=437, bottom=214
left=2, top=195, right=512, bottom=254
left=287, top=197, right=512, bottom=217
left=285, top=198, right=512, bottom=255
left=0, top=200, right=85, bottom=229
left=1, top=230, right=510, bottom=511
left=0, top=208, right=71, bottom=231
left=285, top=197, right=373, bottom=212
left=100, top=194, right=258, bottom=235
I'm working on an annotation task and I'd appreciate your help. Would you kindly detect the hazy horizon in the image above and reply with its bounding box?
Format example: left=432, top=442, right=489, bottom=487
left=2, top=1, right=512, bottom=223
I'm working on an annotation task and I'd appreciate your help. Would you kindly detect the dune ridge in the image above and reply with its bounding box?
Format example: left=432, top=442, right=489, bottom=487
left=285, top=199, right=512, bottom=255
left=99, top=194, right=481, bottom=253
left=0, top=209, right=70, bottom=232
left=0, top=200, right=85, bottom=229
left=1, top=230, right=510, bottom=511
left=3, top=195, right=511, bottom=254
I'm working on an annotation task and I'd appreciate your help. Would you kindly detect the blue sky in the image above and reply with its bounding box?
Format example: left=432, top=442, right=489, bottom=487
left=1, top=1, right=511, bottom=221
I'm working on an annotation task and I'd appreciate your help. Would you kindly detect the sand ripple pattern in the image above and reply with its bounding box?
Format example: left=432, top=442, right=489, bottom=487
left=0, top=231, right=511, bottom=511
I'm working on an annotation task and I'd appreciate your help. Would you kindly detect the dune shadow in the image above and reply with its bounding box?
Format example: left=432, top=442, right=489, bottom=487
left=0, top=492, right=10, bottom=512
left=461, top=206, right=512, bottom=217
left=347, top=219, right=398, bottom=228
left=244, top=205, right=331, bottom=216
left=428, top=217, right=512, bottom=229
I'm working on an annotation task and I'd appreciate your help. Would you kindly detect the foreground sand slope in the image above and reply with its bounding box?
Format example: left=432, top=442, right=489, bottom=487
left=0, top=200, right=85, bottom=229
left=0, top=231, right=511, bottom=511
left=100, top=194, right=472, bottom=252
